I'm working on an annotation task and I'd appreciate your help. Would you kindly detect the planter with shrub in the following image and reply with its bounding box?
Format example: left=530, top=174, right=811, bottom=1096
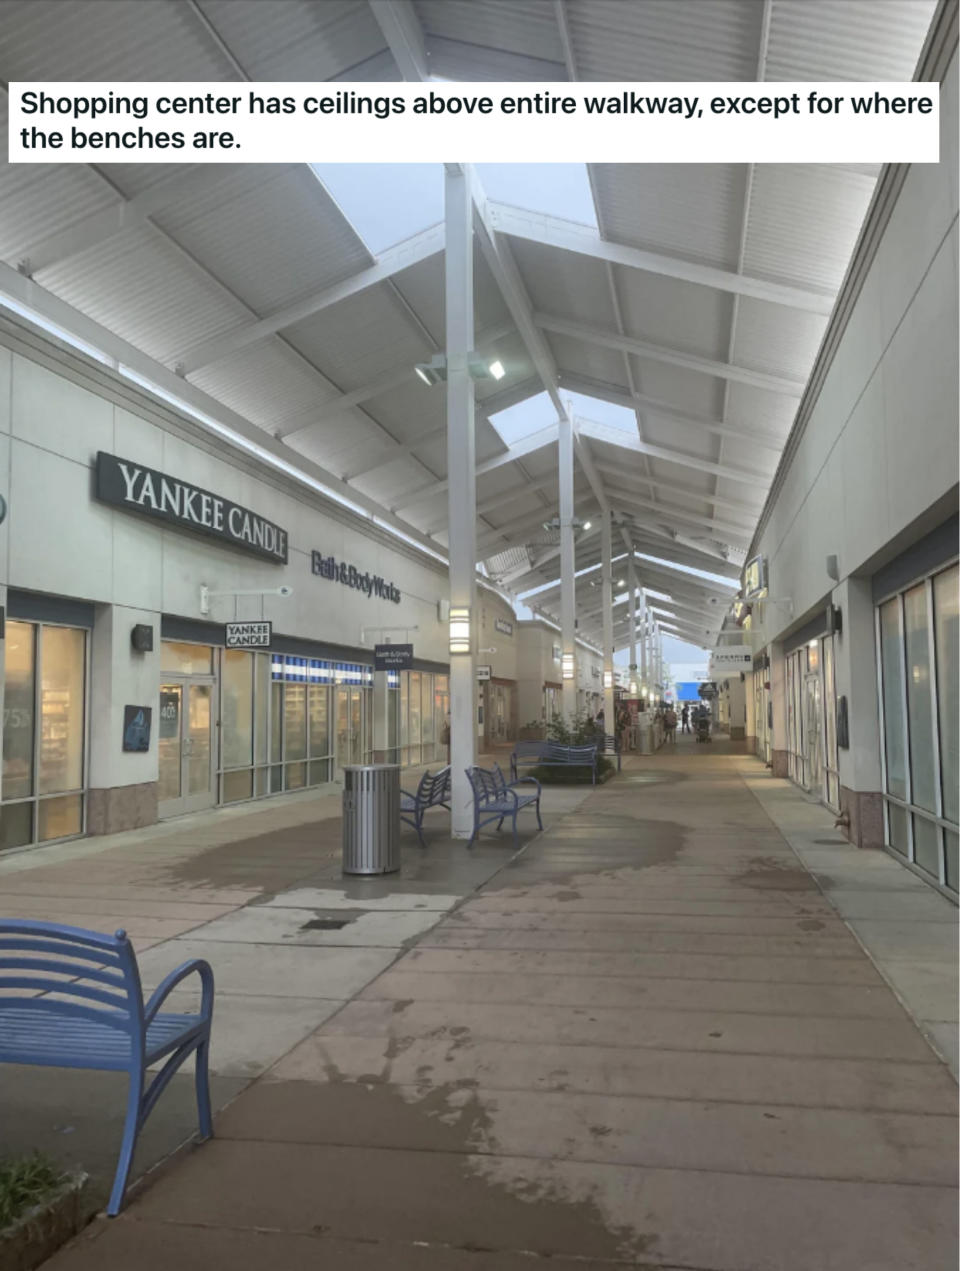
left=0, top=1155, right=88, bottom=1271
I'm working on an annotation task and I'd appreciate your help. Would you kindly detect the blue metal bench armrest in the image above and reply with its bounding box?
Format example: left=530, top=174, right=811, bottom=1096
left=144, top=958, right=214, bottom=1026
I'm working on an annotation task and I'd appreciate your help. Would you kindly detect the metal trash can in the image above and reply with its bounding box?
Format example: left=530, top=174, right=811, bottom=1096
left=342, top=764, right=401, bottom=875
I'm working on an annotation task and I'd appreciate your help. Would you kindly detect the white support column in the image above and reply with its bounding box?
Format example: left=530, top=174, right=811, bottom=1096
left=372, top=671, right=390, bottom=763
left=559, top=409, right=577, bottom=720
left=627, top=555, right=638, bottom=695
left=445, top=165, right=477, bottom=838
left=601, top=511, right=615, bottom=731
left=638, top=588, right=648, bottom=702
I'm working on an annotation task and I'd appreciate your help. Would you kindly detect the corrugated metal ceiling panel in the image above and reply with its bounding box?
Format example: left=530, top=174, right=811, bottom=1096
left=547, top=330, right=632, bottom=393
left=591, top=164, right=747, bottom=270
left=615, top=268, right=732, bottom=362
left=630, top=359, right=727, bottom=421
left=36, top=226, right=249, bottom=365
left=567, top=0, right=763, bottom=81
left=732, top=297, right=827, bottom=379
left=155, top=166, right=373, bottom=317
left=416, top=0, right=564, bottom=61
left=0, top=0, right=234, bottom=81
left=743, top=165, right=875, bottom=293
left=284, top=285, right=430, bottom=393
left=510, top=238, right=612, bottom=328
left=765, top=0, right=938, bottom=81
left=195, top=0, right=389, bottom=80
left=188, top=341, right=347, bottom=440
left=723, top=382, right=798, bottom=439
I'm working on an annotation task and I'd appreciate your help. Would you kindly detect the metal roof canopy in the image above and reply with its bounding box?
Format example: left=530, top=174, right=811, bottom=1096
left=0, top=0, right=939, bottom=651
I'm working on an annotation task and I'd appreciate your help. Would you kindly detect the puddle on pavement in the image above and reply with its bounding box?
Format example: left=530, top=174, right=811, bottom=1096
left=735, top=855, right=819, bottom=891
left=249, top=1073, right=658, bottom=1261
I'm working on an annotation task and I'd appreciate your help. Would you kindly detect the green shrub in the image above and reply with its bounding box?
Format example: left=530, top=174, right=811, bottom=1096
left=0, top=1153, right=65, bottom=1229
left=529, top=755, right=616, bottom=785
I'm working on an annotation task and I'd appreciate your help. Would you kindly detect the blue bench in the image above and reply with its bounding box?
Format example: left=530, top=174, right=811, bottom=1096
left=466, top=764, right=543, bottom=848
left=0, top=918, right=215, bottom=1217
left=510, top=740, right=600, bottom=784
left=400, top=766, right=451, bottom=846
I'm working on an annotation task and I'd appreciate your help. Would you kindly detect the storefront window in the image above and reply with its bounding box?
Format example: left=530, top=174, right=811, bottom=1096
left=219, top=653, right=346, bottom=803
left=222, top=651, right=254, bottom=769
left=2, top=620, right=87, bottom=851
left=160, top=643, right=213, bottom=675
left=877, top=563, right=959, bottom=891
left=933, top=565, right=959, bottom=826
left=3, top=621, right=35, bottom=802
left=879, top=598, right=908, bottom=804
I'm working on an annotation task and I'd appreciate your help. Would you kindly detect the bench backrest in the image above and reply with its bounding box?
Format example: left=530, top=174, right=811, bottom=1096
left=0, top=919, right=145, bottom=1055
left=417, top=766, right=451, bottom=805
left=512, top=741, right=549, bottom=759
left=466, top=765, right=504, bottom=807
left=545, top=744, right=597, bottom=762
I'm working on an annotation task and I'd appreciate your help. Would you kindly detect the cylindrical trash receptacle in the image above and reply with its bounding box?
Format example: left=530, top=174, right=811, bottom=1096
left=342, top=764, right=401, bottom=875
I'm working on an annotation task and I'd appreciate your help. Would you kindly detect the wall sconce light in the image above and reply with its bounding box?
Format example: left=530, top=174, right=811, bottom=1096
left=449, top=606, right=471, bottom=655
left=603, top=670, right=613, bottom=689
left=629, top=680, right=638, bottom=695
left=562, top=653, right=575, bottom=680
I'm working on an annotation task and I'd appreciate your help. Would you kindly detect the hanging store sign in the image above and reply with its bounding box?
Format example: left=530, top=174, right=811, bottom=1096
left=708, top=645, right=753, bottom=678
left=96, top=452, right=288, bottom=563
left=225, top=621, right=272, bottom=649
left=494, top=617, right=514, bottom=636
left=374, top=643, right=412, bottom=671
left=698, top=681, right=718, bottom=699
left=476, top=665, right=492, bottom=681
left=311, top=551, right=401, bottom=603
left=742, top=555, right=767, bottom=600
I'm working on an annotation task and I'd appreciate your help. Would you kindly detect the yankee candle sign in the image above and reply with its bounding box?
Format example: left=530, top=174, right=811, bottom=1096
left=311, top=551, right=400, bottom=603
left=96, top=452, right=288, bottom=563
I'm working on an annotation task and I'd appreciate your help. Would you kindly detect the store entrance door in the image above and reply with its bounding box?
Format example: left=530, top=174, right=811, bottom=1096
left=335, top=686, right=365, bottom=777
left=803, top=673, right=824, bottom=796
left=158, top=679, right=216, bottom=817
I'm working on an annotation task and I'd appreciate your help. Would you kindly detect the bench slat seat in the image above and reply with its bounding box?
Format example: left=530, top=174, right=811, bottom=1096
left=0, top=918, right=215, bottom=1217
left=0, top=1007, right=204, bottom=1069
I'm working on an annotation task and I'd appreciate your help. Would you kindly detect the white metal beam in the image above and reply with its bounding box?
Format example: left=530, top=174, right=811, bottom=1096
left=391, top=424, right=559, bottom=512
left=487, top=202, right=835, bottom=315
left=179, top=223, right=444, bottom=375
left=558, top=372, right=785, bottom=452
left=591, top=459, right=761, bottom=520
left=577, top=420, right=771, bottom=490
left=17, top=166, right=223, bottom=276
left=537, top=313, right=806, bottom=397
left=369, top=0, right=430, bottom=80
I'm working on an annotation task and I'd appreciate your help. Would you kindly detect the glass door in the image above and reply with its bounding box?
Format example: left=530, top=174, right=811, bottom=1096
left=158, top=679, right=216, bottom=818
left=803, top=672, right=824, bottom=796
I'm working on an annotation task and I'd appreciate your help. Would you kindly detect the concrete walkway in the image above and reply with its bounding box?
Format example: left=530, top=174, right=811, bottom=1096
left=37, top=737, right=957, bottom=1270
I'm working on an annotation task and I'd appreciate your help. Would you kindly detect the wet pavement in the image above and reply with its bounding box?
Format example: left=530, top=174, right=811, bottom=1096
left=30, top=737, right=957, bottom=1269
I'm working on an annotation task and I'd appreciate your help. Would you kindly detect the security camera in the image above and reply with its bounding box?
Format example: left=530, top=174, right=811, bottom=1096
left=277, top=585, right=293, bottom=598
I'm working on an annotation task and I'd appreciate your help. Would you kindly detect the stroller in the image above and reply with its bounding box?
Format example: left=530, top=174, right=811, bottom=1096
left=695, top=713, right=711, bottom=743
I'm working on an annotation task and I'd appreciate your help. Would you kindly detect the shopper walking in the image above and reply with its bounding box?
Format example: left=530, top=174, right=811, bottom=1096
left=681, top=705, right=690, bottom=733
left=663, top=706, right=678, bottom=745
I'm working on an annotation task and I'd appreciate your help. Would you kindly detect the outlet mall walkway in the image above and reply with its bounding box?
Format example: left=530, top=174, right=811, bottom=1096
left=6, top=737, right=957, bottom=1271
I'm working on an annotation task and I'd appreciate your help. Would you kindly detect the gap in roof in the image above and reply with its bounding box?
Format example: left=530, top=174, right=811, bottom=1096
left=311, top=163, right=596, bottom=255
left=489, top=389, right=637, bottom=447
